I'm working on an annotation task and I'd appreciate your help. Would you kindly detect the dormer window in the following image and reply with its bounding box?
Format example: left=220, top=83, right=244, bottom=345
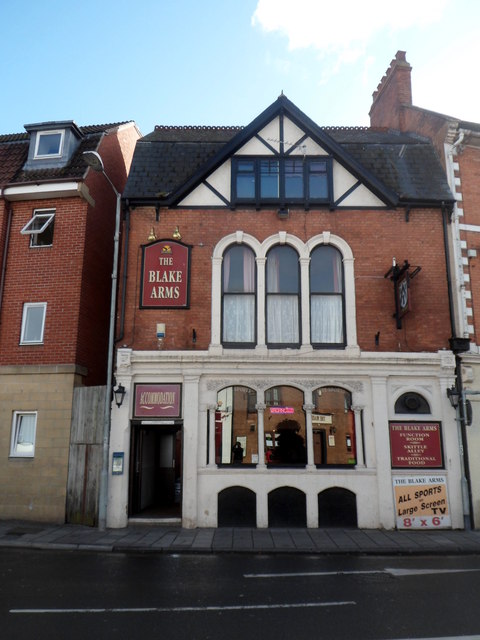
left=21, top=209, right=55, bottom=247
left=34, top=130, right=64, bottom=158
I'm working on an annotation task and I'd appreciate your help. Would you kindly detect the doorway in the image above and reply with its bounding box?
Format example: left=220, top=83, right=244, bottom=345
left=129, top=424, right=182, bottom=519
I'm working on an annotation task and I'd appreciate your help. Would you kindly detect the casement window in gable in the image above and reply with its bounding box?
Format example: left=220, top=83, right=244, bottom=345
left=21, top=209, right=55, bottom=247
left=232, top=157, right=331, bottom=206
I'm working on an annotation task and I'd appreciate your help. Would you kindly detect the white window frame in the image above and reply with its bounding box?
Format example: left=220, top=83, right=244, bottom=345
left=20, top=302, right=47, bottom=345
left=10, top=411, right=37, bottom=457
left=212, top=231, right=358, bottom=352
left=34, top=130, right=64, bottom=159
left=21, top=209, right=55, bottom=246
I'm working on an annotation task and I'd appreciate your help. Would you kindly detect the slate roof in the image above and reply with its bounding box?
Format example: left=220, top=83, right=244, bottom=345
left=0, top=122, right=132, bottom=188
left=124, top=95, right=454, bottom=208
left=330, top=129, right=453, bottom=204
left=124, top=126, right=241, bottom=201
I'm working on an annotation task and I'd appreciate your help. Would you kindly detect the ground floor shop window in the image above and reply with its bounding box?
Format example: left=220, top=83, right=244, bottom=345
left=313, top=387, right=356, bottom=465
left=216, top=386, right=258, bottom=464
left=265, top=386, right=306, bottom=465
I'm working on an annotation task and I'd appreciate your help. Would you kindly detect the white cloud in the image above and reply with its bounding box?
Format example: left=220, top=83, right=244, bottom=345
left=252, top=0, right=448, bottom=56
left=413, top=34, right=480, bottom=122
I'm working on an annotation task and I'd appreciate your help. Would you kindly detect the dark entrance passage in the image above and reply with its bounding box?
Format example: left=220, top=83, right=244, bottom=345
left=218, top=486, right=257, bottom=527
left=318, top=487, right=357, bottom=527
left=268, top=487, right=306, bottom=527
left=129, top=424, right=182, bottom=519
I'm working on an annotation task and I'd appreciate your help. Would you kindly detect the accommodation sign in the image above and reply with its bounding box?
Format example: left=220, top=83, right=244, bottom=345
left=389, top=421, right=443, bottom=468
left=141, top=240, right=190, bottom=308
left=393, top=475, right=450, bottom=529
left=134, top=384, right=182, bottom=418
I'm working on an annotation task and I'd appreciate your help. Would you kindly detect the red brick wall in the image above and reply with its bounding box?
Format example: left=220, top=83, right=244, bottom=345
left=0, top=197, right=86, bottom=365
left=0, top=125, right=140, bottom=385
left=119, top=205, right=452, bottom=353
left=369, top=51, right=413, bottom=131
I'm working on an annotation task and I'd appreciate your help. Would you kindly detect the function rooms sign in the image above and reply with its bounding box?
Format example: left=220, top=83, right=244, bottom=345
left=141, top=240, right=191, bottom=308
left=389, top=421, right=444, bottom=468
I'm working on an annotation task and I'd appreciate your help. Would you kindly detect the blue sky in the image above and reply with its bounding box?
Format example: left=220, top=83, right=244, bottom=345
left=1, top=0, right=479, bottom=136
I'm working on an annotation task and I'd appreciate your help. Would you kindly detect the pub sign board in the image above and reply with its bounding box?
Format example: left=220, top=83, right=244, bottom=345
left=389, top=421, right=444, bottom=469
left=134, top=384, right=182, bottom=419
left=140, top=240, right=191, bottom=308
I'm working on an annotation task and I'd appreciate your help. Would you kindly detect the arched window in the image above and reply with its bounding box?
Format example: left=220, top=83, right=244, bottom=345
left=222, top=244, right=256, bottom=346
left=266, top=245, right=300, bottom=346
left=310, top=245, right=344, bottom=347
left=215, top=386, right=258, bottom=464
left=395, top=392, right=430, bottom=414
left=265, top=386, right=306, bottom=465
left=313, top=387, right=355, bottom=466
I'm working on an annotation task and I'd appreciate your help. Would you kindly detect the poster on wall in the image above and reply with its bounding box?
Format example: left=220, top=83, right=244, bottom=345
left=140, top=240, right=191, bottom=308
left=134, top=384, right=182, bottom=418
left=389, top=421, right=444, bottom=468
left=393, top=475, right=451, bottom=529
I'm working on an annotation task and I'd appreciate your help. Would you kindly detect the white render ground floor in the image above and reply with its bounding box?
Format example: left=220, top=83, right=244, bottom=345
left=106, top=347, right=466, bottom=530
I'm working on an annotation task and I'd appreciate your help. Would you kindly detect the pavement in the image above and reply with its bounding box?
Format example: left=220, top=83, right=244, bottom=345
left=2, top=519, right=480, bottom=555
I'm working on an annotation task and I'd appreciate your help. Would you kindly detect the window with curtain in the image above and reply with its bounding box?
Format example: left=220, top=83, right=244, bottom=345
left=222, top=245, right=256, bottom=345
left=310, top=245, right=344, bottom=346
left=10, top=411, right=37, bottom=457
left=266, top=245, right=300, bottom=346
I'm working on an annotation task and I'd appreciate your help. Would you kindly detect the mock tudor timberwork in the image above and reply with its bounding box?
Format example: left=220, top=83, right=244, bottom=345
left=108, top=94, right=464, bottom=531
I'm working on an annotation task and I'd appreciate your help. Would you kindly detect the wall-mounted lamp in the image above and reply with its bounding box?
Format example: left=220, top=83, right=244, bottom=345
left=447, top=386, right=460, bottom=409
left=157, top=322, right=166, bottom=349
left=277, top=208, right=289, bottom=219
left=113, top=383, right=126, bottom=408
left=192, top=328, right=197, bottom=344
left=173, top=226, right=181, bottom=240
left=148, top=227, right=157, bottom=242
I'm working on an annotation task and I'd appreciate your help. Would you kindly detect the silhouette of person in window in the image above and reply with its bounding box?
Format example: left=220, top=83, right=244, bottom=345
left=232, top=441, right=244, bottom=463
left=276, top=420, right=306, bottom=464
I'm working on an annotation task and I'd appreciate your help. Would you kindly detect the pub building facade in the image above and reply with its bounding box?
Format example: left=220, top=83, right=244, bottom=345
left=108, top=94, right=464, bottom=530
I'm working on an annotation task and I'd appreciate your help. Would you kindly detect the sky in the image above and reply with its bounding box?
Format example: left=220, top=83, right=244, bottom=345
left=1, top=0, right=479, bottom=136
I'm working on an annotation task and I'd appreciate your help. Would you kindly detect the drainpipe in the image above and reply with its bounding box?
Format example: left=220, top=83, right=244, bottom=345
left=116, top=200, right=130, bottom=344
left=442, top=202, right=474, bottom=529
left=0, top=205, right=13, bottom=322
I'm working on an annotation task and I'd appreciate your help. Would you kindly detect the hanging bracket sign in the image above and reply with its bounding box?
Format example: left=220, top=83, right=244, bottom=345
left=384, top=258, right=421, bottom=329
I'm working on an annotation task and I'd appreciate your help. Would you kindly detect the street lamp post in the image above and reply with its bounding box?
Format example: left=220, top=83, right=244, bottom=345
left=83, top=150, right=121, bottom=531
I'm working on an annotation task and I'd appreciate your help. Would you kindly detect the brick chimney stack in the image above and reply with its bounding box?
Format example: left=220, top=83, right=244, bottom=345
left=369, top=51, right=413, bottom=130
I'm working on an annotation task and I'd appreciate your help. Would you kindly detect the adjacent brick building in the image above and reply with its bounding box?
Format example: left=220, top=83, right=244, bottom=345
left=108, top=94, right=463, bottom=530
left=370, top=50, right=480, bottom=528
left=0, top=120, right=140, bottom=523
